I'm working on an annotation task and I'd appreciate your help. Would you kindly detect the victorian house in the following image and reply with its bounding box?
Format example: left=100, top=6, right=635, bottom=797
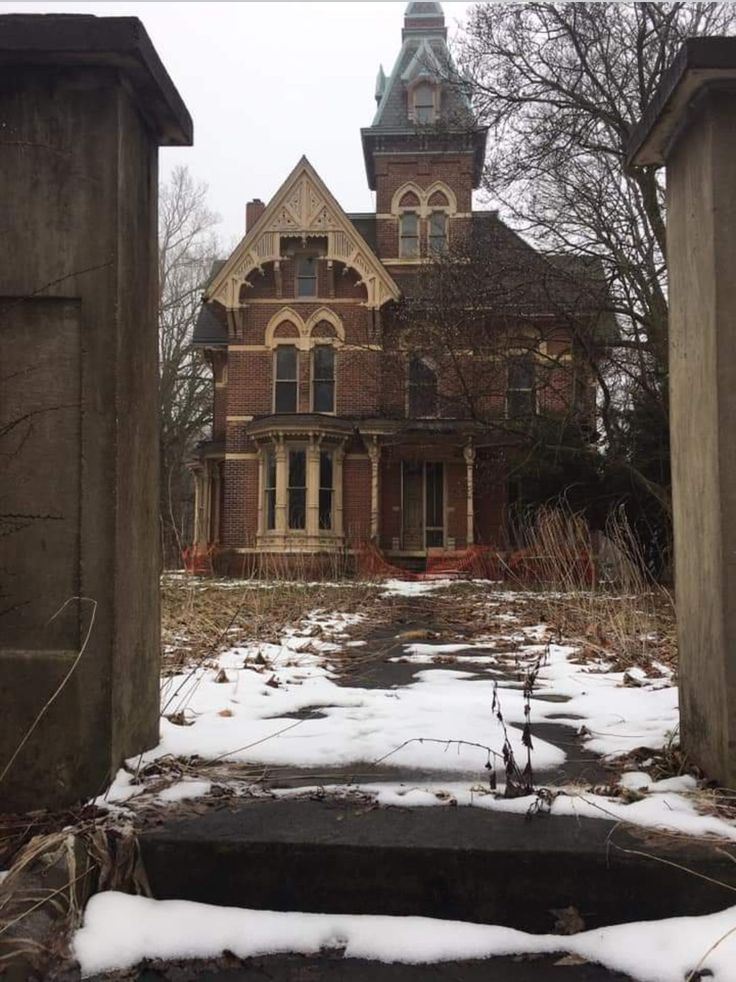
left=191, top=2, right=604, bottom=574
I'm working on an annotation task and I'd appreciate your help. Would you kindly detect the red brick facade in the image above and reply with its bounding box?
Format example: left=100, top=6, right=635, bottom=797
left=191, top=2, right=597, bottom=573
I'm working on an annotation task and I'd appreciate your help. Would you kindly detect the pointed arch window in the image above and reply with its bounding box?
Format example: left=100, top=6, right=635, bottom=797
left=399, top=212, right=420, bottom=258
left=312, top=344, right=336, bottom=413
left=274, top=345, right=298, bottom=413
left=408, top=356, right=439, bottom=418
left=428, top=211, right=448, bottom=254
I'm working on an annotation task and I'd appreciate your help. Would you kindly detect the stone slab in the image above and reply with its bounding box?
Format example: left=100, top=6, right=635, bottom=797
left=140, top=799, right=736, bottom=935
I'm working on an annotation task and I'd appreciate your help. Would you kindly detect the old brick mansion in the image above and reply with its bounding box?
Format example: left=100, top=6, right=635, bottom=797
left=192, top=1, right=604, bottom=574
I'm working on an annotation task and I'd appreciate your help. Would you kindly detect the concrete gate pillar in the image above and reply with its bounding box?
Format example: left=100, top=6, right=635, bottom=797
left=628, top=38, right=736, bottom=785
left=0, top=16, right=192, bottom=811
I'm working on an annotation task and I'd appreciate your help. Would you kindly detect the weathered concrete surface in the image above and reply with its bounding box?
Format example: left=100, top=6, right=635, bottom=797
left=629, top=39, right=736, bottom=786
left=0, top=16, right=192, bottom=811
left=120, top=953, right=634, bottom=981
left=140, top=799, right=736, bottom=934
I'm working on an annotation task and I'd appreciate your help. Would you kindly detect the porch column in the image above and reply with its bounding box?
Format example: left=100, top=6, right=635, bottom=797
left=334, top=444, right=345, bottom=537
left=192, top=467, right=203, bottom=546
left=274, top=437, right=288, bottom=534
left=464, top=443, right=476, bottom=547
left=211, top=462, right=222, bottom=543
left=306, top=435, right=321, bottom=537
left=368, top=437, right=381, bottom=541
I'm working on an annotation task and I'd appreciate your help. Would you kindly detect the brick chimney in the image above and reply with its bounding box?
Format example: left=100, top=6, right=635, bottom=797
left=245, top=198, right=265, bottom=232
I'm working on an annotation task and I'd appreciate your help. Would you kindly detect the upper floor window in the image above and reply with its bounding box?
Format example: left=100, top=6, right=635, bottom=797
left=399, top=212, right=420, bottom=258
left=428, top=211, right=448, bottom=255
left=413, top=82, right=436, bottom=124
left=296, top=256, right=318, bottom=297
left=312, top=344, right=335, bottom=413
left=408, top=356, right=438, bottom=417
left=507, top=354, right=536, bottom=417
left=274, top=345, right=298, bottom=413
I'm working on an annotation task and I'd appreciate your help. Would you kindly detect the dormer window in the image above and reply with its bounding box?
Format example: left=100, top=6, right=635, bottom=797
left=399, top=212, right=420, bottom=258
left=413, top=82, right=436, bottom=124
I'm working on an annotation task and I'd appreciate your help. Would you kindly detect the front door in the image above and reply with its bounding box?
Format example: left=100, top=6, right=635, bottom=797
left=401, top=461, right=444, bottom=550
left=402, top=461, right=424, bottom=550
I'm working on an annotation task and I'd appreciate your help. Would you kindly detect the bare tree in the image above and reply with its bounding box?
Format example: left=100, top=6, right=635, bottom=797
left=454, top=2, right=736, bottom=513
left=159, top=166, right=220, bottom=567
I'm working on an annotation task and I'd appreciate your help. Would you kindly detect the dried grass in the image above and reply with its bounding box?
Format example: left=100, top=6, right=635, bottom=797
left=508, top=504, right=677, bottom=674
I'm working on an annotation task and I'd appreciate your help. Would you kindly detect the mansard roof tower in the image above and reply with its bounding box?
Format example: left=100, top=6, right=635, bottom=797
left=361, top=1, right=487, bottom=193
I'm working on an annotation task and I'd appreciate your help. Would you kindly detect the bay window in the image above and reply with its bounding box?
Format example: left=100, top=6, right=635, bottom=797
left=288, top=449, right=307, bottom=529
left=319, top=450, right=333, bottom=530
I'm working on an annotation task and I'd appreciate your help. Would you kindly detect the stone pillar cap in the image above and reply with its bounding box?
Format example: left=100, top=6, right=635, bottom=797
left=628, top=36, right=736, bottom=167
left=0, top=14, right=192, bottom=146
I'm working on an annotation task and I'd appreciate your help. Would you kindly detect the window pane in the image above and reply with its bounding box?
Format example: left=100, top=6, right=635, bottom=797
left=508, top=389, right=534, bottom=417
left=313, top=345, right=335, bottom=380
left=276, top=345, right=297, bottom=379
left=508, top=356, right=534, bottom=390
left=425, top=462, right=444, bottom=528
left=289, top=449, right=306, bottom=489
left=275, top=380, right=297, bottom=413
left=400, top=212, right=419, bottom=258
left=408, top=357, right=438, bottom=417
left=429, top=212, right=447, bottom=255
left=319, top=489, right=333, bottom=530
left=288, top=450, right=306, bottom=530
left=313, top=380, right=334, bottom=413
left=288, top=489, right=306, bottom=529
left=297, top=256, right=318, bottom=297
left=401, top=212, right=418, bottom=235
left=264, top=449, right=276, bottom=531
left=319, top=450, right=333, bottom=489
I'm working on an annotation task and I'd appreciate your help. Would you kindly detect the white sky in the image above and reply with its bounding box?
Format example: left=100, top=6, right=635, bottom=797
left=0, top=1, right=473, bottom=246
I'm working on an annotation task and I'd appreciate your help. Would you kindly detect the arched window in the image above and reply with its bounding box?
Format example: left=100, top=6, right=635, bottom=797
left=274, top=345, right=298, bottom=413
left=507, top=354, right=536, bottom=417
left=399, top=212, right=419, bottom=258
left=413, top=82, right=436, bottom=124
left=408, top=356, right=438, bottom=417
left=428, top=212, right=448, bottom=254
left=312, top=344, right=335, bottom=413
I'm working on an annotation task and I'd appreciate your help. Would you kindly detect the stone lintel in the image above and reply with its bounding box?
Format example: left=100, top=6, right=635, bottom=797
left=0, top=14, right=192, bottom=146
left=627, top=36, right=736, bottom=167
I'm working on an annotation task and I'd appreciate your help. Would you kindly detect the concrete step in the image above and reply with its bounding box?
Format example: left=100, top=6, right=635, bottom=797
left=139, top=798, right=735, bottom=935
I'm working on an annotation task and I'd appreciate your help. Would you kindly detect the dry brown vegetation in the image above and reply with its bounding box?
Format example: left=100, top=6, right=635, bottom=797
left=160, top=575, right=381, bottom=673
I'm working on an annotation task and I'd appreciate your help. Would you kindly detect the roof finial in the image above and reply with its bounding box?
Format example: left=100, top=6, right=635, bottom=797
left=375, top=65, right=386, bottom=105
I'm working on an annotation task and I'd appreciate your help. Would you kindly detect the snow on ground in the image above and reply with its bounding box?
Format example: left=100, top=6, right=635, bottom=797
left=74, top=891, right=736, bottom=981
left=152, top=623, right=677, bottom=775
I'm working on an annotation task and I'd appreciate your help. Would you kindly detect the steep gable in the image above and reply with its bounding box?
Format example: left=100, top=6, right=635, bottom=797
left=206, top=156, right=400, bottom=310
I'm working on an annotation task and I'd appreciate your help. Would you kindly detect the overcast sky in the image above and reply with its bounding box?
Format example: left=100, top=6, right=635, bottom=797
left=0, top=1, right=474, bottom=246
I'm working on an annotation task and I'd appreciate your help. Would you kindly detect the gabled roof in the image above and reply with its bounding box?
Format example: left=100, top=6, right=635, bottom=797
left=206, top=156, right=399, bottom=310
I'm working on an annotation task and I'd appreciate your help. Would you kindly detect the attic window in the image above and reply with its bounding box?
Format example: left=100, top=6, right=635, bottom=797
left=296, top=256, right=318, bottom=297
left=413, top=82, right=436, bottom=124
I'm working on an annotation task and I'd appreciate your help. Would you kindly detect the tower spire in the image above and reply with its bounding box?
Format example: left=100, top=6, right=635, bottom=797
left=403, top=1, right=446, bottom=40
